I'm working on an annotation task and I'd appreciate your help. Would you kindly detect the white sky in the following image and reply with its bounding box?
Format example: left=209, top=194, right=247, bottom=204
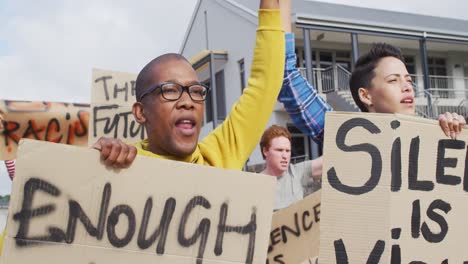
left=1, top=0, right=468, bottom=194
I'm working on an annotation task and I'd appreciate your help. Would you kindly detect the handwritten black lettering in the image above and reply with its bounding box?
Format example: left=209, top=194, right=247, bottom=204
left=214, top=203, right=256, bottom=264
left=421, top=199, right=451, bottom=243
left=64, top=183, right=111, bottom=243
left=302, top=211, right=313, bottom=231
left=137, top=197, right=176, bottom=254
left=94, top=76, right=113, bottom=101
left=93, top=105, right=145, bottom=139
left=93, top=105, right=119, bottom=138
left=13, top=178, right=62, bottom=246
left=327, top=118, right=382, bottom=195
left=408, top=137, right=434, bottom=191
left=334, top=238, right=385, bottom=264
left=13, top=179, right=258, bottom=263
left=107, top=205, right=136, bottom=248
left=391, top=137, right=402, bottom=192
left=436, top=139, right=465, bottom=186
left=178, top=196, right=211, bottom=264
left=281, top=213, right=300, bottom=243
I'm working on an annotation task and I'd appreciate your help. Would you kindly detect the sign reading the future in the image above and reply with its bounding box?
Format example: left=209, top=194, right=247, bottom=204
left=89, top=68, right=145, bottom=145
left=2, top=139, right=276, bottom=264
left=320, top=112, right=468, bottom=263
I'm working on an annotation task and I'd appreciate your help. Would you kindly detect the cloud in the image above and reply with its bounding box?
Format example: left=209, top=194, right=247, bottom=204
left=0, top=0, right=197, bottom=103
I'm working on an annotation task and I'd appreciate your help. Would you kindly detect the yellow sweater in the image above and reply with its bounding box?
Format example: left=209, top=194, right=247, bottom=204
left=134, top=10, right=285, bottom=170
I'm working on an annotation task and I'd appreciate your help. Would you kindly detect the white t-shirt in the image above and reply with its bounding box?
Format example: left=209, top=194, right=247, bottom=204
left=274, top=160, right=314, bottom=210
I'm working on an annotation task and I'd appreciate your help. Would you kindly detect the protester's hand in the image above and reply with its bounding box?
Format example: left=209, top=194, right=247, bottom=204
left=92, top=137, right=137, bottom=168
left=438, top=112, right=466, bottom=139
left=311, top=156, right=323, bottom=182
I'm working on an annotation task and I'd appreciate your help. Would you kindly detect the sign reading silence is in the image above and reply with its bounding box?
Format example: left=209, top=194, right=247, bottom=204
left=320, top=112, right=468, bottom=263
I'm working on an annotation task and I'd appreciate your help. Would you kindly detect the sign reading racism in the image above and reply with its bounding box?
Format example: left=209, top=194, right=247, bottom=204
left=2, top=139, right=276, bottom=263
left=267, top=191, right=321, bottom=264
left=89, top=69, right=145, bottom=145
left=0, top=100, right=89, bottom=160
left=320, top=112, right=468, bottom=263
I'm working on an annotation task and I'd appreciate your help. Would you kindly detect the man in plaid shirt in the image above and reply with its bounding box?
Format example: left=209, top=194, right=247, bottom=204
left=278, top=32, right=332, bottom=145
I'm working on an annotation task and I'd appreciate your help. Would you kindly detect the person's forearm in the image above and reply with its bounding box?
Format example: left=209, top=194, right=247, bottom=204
left=199, top=9, right=285, bottom=169
left=311, top=156, right=323, bottom=181
left=260, top=0, right=279, bottom=9
left=279, top=34, right=332, bottom=144
left=279, top=0, right=291, bottom=33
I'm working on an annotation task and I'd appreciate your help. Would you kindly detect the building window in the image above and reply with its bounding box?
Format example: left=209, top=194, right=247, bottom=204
left=202, top=70, right=226, bottom=124
left=403, top=55, right=416, bottom=75
left=203, top=80, right=213, bottom=124
left=428, top=57, right=449, bottom=97
left=238, top=59, right=246, bottom=91
left=287, top=124, right=309, bottom=163
left=335, top=51, right=351, bottom=71
left=215, top=70, right=226, bottom=120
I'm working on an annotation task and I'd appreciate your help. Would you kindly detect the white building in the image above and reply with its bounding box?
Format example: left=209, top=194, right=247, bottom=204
left=180, top=0, right=468, bottom=169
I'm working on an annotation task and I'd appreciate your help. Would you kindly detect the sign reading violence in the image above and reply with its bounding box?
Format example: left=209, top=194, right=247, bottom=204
left=89, top=68, right=145, bottom=145
left=0, top=100, right=89, bottom=160
left=320, top=112, right=468, bottom=263
left=2, top=139, right=276, bottom=264
left=267, top=191, right=321, bottom=264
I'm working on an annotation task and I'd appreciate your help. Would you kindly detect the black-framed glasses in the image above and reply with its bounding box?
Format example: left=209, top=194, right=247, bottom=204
left=138, top=82, right=210, bottom=102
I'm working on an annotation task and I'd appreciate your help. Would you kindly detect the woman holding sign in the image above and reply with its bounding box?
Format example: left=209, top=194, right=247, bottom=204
left=278, top=6, right=465, bottom=142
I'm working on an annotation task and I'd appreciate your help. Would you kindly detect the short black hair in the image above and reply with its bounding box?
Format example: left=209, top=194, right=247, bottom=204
left=135, top=53, right=190, bottom=102
left=349, top=43, right=405, bottom=112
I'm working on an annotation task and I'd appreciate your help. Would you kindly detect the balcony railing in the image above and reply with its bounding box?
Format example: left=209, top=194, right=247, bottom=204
left=412, top=74, right=468, bottom=99
left=299, top=64, right=351, bottom=94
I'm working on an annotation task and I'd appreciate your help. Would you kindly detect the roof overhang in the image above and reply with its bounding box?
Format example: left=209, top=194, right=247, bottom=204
left=189, top=50, right=229, bottom=81
left=295, top=14, right=468, bottom=43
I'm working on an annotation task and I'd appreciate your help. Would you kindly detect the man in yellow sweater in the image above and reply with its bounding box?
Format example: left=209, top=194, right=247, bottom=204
left=93, top=0, right=284, bottom=170
left=0, top=0, right=284, bottom=257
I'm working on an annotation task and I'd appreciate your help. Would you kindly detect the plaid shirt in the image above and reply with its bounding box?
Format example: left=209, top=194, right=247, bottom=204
left=278, top=33, right=333, bottom=144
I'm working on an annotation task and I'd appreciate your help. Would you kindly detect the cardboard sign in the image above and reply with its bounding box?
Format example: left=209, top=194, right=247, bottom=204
left=0, top=100, right=89, bottom=160
left=320, top=112, right=468, bottom=263
left=89, top=69, right=145, bottom=146
left=1, top=139, right=276, bottom=263
left=267, top=191, right=321, bottom=264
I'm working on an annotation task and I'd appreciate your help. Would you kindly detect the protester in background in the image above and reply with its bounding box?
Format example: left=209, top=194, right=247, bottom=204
left=260, top=125, right=322, bottom=210
left=278, top=0, right=332, bottom=146
left=92, top=0, right=284, bottom=171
